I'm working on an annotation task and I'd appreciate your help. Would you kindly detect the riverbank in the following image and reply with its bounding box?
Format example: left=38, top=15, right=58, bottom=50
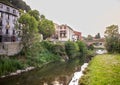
left=1, top=66, right=35, bottom=78
left=0, top=58, right=84, bottom=85
left=79, top=54, right=120, bottom=85
left=0, top=40, right=94, bottom=79
left=69, top=63, right=88, bottom=85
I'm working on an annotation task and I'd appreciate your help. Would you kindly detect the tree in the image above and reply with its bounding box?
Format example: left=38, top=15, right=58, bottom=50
left=38, top=19, right=55, bottom=39
left=18, top=13, right=38, bottom=55
left=86, top=35, right=93, bottom=41
left=105, top=25, right=119, bottom=37
left=104, top=25, right=120, bottom=53
left=77, top=41, right=87, bottom=57
left=95, top=33, right=101, bottom=39
left=65, top=41, right=79, bottom=59
left=40, top=15, right=45, bottom=20
left=2, top=0, right=31, bottom=12
left=28, top=10, right=40, bottom=21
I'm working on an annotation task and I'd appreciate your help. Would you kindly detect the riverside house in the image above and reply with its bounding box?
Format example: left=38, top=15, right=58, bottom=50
left=0, top=2, right=21, bottom=56
left=51, top=23, right=82, bottom=42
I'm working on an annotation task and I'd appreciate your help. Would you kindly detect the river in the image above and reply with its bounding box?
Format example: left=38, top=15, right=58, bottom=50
left=0, top=58, right=84, bottom=85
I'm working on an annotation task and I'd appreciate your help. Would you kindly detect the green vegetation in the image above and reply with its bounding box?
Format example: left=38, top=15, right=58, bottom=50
left=79, top=54, right=120, bottom=85
left=0, top=0, right=95, bottom=77
left=95, top=33, right=101, bottom=39
left=65, top=41, right=79, bottom=59
left=38, top=19, right=55, bottom=39
left=0, top=0, right=31, bottom=12
left=0, top=57, right=24, bottom=76
left=0, top=40, right=95, bottom=77
left=26, top=41, right=61, bottom=67
left=28, top=10, right=40, bottom=21
left=18, top=13, right=39, bottom=56
left=105, top=25, right=120, bottom=53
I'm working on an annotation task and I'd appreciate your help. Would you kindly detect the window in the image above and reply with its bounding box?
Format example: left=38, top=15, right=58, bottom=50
left=6, top=7, right=10, bottom=12
left=6, top=29, right=9, bottom=34
left=0, top=20, right=2, bottom=26
left=13, top=30, right=15, bottom=35
left=60, top=30, right=66, bottom=38
left=60, top=26, right=62, bottom=29
left=0, top=4, right=3, bottom=8
left=13, top=10, right=16, bottom=14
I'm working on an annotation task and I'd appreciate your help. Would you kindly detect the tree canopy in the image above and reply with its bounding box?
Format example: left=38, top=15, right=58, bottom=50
left=38, top=19, right=55, bottom=39
left=104, top=25, right=120, bottom=53
left=105, top=25, right=119, bottom=37
left=28, top=10, right=40, bottom=21
left=18, top=13, right=38, bottom=54
left=95, top=33, right=101, bottom=39
left=0, top=0, right=31, bottom=12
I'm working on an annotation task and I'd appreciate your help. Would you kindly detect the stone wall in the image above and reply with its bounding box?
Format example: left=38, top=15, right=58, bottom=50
left=0, top=42, right=22, bottom=56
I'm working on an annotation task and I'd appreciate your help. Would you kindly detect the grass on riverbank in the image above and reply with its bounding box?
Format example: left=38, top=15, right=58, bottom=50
left=0, top=57, right=24, bottom=76
left=79, top=54, right=120, bottom=85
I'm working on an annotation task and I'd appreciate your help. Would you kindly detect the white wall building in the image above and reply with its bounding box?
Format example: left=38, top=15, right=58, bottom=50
left=53, top=24, right=74, bottom=42
left=0, top=2, right=19, bottom=42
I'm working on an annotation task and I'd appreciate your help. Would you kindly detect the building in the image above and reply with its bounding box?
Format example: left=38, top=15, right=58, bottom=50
left=59, top=24, right=74, bottom=42
left=0, top=2, right=21, bottom=56
left=73, top=31, right=82, bottom=41
left=52, top=23, right=82, bottom=42
left=52, top=24, right=74, bottom=42
left=0, top=2, right=19, bottom=42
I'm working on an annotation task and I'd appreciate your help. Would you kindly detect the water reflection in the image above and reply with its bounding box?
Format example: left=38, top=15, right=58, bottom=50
left=0, top=58, right=83, bottom=85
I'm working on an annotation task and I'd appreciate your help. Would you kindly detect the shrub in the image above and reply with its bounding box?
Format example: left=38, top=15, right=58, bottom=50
left=65, top=41, right=79, bottom=59
left=51, top=44, right=66, bottom=56
left=40, top=41, right=54, bottom=52
left=105, top=36, right=120, bottom=53
left=77, top=41, right=87, bottom=57
left=0, top=58, right=24, bottom=76
left=26, top=41, right=61, bottom=67
left=85, top=50, right=96, bottom=62
left=87, top=44, right=94, bottom=50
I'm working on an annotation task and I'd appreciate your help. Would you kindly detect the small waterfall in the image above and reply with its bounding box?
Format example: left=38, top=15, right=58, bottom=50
left=69, top=63, right=88, bottom=85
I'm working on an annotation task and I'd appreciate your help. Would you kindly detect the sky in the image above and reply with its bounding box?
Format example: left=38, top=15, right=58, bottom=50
left=23, top=0, right=120, bottom=37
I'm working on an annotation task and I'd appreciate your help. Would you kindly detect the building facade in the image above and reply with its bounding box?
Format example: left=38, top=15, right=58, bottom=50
left=73, top=31, right=82, bottom=41
left=59, top=24, right=74, bottom=42
left=0, top=2, right=21, bottom=56
left=0, top=2, right=19, bottom=42
left=52, top=23, right=82, bottom=42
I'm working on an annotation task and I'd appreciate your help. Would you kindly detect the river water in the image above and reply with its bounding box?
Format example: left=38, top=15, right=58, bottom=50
left=0, top=58, right=83, bottom=85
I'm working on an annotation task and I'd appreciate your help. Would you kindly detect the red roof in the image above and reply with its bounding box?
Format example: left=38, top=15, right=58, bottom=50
left=74, top=31, right=81, bottom=35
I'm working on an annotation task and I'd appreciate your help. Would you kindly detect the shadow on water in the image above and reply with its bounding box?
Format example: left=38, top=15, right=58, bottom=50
left=0, top=57, right=83, bottom=85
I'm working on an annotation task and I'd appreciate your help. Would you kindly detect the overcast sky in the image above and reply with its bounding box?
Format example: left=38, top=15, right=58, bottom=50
left=23, top=0, right=120, bottom=37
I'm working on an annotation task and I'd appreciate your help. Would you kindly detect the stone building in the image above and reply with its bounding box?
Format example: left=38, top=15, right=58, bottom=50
left=0, top=2, right=21, bottom=56
left=0, top=2, right=19, bottom=42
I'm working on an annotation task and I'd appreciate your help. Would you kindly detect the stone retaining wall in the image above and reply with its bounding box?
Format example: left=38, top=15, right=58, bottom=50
left=0, top=42, right=22, bottom=56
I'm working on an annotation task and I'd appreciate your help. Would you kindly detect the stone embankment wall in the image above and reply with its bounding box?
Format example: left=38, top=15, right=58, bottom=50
left=0, top=42, right=22, bottom=56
